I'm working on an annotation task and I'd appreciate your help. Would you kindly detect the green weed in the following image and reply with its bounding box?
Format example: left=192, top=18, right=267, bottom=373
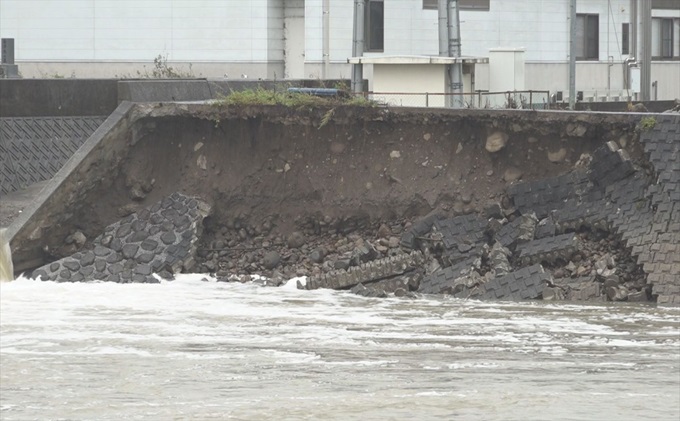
left=212, top=88, right=379, bottom=109
left=637, top=116, right=657, bottom=132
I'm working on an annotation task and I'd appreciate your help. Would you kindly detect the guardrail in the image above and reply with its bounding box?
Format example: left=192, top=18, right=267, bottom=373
left=358, top=90, right=551, bottom=110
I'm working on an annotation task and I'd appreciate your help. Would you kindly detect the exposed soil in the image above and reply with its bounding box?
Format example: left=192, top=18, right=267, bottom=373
left=10, top=103, right=653, bottom=297
left=89, top=105, right=640, bottom=235
left=56, top=104, right=644, bottom=288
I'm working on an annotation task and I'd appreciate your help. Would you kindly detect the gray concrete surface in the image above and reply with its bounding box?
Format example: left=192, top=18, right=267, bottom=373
left=0, top=181, right=48, bottom=228
left=1, top=116, right=107, bottom=194
left=7, top=102, right=135, bottom=272
left=0, top=79, right=118, bottom=117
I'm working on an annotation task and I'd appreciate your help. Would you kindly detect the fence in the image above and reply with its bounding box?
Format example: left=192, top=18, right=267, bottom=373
left=360, top=90, right=551, bottom=110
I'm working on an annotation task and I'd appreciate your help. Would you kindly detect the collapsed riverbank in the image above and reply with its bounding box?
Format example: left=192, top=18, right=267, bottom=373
left=9, top=103, right=679, bottom=303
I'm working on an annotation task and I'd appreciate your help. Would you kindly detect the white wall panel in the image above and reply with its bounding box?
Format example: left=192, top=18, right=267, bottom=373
left=1, top=0, right=677, bottom=91
left=304, top=1, right=323, bottom=62
left=0, top=0, right=281, bottom=62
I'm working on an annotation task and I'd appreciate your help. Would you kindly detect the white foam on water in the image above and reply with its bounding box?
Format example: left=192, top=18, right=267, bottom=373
left=447, top=362, right=501, bottom=370
left=282, top=276, right=307, bottom=289
left=312, top=359, right=399, bottom=367
left=1, top=273, right=679, bottom=420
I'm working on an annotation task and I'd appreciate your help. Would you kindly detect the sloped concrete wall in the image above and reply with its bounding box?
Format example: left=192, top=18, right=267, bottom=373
left=7, top=102, right=137, bottom=272
left=0, top=116, right=107, bottom=194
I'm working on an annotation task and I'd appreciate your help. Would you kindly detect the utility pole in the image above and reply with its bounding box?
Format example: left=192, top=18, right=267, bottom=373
left=568, top=0, right=577, bottom=110
left=351, top=0, right=365, bottom=93
left=447, top=0, right=464, bottom=108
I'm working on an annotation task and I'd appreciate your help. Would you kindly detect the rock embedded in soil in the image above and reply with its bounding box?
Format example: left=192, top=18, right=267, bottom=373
left=547, top=147, right=568, bottom=163
left=287, top=231, right=306, bottom=249
left=503, top=167, right=524, bottom=182
left=486, top=131, right=508, bottom=153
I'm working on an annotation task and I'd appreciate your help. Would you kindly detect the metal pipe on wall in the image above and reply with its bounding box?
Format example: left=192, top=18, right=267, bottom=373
left=322, top=0, right=330, bottom=79
left=640, top=0, right=652, bottom=101
left=447, top=0, right=464, bottom=108
left=438, top=0, right=448, bottom=57
left=351, top=0, right=365, bottom=93
left=568, top=0, right=577, bottom=110
left=630, top=0, right=637, bottom=59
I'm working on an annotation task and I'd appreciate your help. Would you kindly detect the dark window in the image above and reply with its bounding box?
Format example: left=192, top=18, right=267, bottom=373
left=424, top=0, right=490, bottom=11
left=652, top=0, right=680, bottom=10
left=661, top=18, right=673, bottom=58
left=459, top=0, right=490, bottom=10
left=423, top=0, right=437, bottom=9
left=576, top=14, right=599, bottom=60
left=365, top=0, right=384, bottom=52
left=653, top=18, right=678, bottom=59
left=622, top=23, right=629, bottom=55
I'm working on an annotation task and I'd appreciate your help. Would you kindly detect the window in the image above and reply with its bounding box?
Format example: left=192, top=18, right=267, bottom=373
left=576, top=14, right=599, bottom=60
left=652, top=18, right=679, bottom=59
left=622, top=23, right=629, bottom=55
left=365, top=0, right=384, bottom=52
left=652, top=0, right=680, bottom=10
left=459, top=0, right=490, bottom=10
left=423, top=0, right=490, bottom=11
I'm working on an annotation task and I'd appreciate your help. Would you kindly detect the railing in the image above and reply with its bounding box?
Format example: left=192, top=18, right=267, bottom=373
left=358, top=90, right=551, bottom=110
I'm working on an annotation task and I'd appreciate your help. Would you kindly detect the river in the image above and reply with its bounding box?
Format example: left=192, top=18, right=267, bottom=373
left=1, top=275, right=678, bottom=420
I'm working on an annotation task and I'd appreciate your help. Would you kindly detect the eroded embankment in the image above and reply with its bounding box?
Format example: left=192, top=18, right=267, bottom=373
left=102, top=104, right=644, bottom=230
left=13, top=103, right=679, bottom=303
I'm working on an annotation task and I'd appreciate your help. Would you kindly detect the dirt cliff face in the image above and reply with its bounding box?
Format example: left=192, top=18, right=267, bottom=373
left=94, top=104, right=641, bottom=241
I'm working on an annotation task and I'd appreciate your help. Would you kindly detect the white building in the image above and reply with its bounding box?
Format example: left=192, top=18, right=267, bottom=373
left=1, top=0, right=679, bottom=100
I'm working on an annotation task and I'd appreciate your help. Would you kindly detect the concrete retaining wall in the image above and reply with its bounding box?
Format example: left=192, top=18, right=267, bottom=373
left=0, top=116, right=107, bottom=194
left=0, top=79, right=119, bottom=117
left=7, top=101, right=137, bottom=272
left=0, top=78, right=352, bottom=118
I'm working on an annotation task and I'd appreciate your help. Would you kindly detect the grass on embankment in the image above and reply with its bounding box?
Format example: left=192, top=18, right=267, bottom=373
left=212, top=88, right=378, bottom=108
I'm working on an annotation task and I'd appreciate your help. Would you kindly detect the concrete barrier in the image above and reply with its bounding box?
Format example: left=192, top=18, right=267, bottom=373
left=0, top=228, right=13, bottom=281
left=0, top=79, right=118, bottom=117
left=117, top=79, right=212, bottom=102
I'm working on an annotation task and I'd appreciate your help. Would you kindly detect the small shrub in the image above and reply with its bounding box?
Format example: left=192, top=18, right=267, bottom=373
left=118, top=54, right=195, bottom=79
left=637, top=116, right=657, bottom=132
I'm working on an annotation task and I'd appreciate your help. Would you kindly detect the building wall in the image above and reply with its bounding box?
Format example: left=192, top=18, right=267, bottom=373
left=1, top=0, right=678, bottom=99
left=372, top=64, right=447, bottom=106
left=0, top=0, right=285, bottom=78
left=305, top=0, right=678, bottom=99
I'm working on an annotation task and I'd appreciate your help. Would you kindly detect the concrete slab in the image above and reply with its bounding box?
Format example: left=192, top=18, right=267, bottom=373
left=7, top=102, right=136, bottom=273
left=1, top=116, right=106, bottom=194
